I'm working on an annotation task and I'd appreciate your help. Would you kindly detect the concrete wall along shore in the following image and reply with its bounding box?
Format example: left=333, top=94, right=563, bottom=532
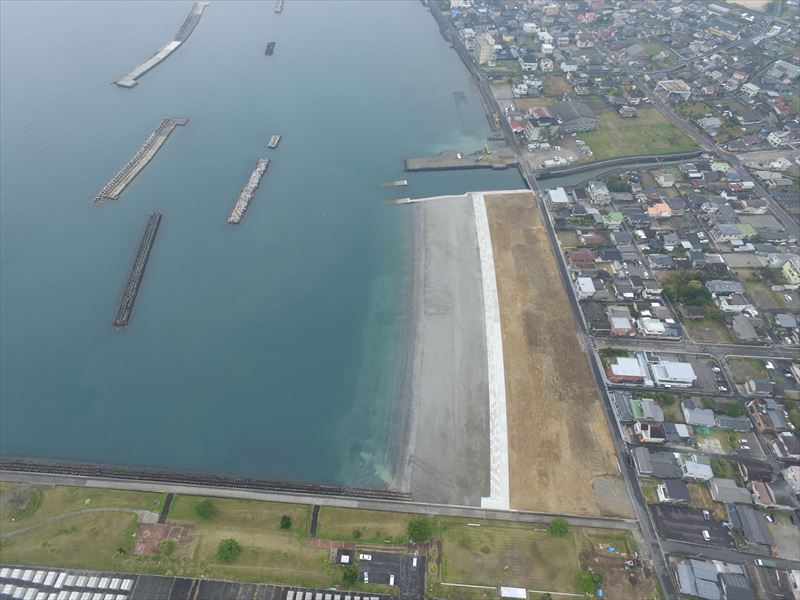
left=228, top=159, right=270, bottom=224
left=93, top=118, right=188, bottom=202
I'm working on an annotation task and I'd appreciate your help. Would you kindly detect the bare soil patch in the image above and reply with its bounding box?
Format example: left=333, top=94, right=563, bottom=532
left=484, top=192, right=632, bottom=517
left=133, top=523, right=192, bottom=555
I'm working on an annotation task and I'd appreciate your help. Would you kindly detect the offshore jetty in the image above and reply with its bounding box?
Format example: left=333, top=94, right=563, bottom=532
left=115, top=1, right=209, bottom=88
left=228, top=159, right=269, bottom=224
left=113, top=212, right=162, bottom=327
left=94, top=118, right=188, bottom=202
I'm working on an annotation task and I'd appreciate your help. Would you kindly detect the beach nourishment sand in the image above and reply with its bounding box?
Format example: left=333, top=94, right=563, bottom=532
left=402, top=195, right=491, bottom=506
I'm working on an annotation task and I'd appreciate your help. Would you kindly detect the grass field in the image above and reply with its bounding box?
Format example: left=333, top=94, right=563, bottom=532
left=728, top=358, right=768, bottom=384
left=315, top=507, right=411, bottom=544
left=580, top=109, right=697, bottom=160
left=439, top=519, right=579, bottom=592
left=485, top=192, right=632, bottom=517
left=682, top=318, right=734, bottom=343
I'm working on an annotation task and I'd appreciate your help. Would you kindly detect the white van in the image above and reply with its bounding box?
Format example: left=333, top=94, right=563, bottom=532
left=702, top=530, right=710, bottom=542
left=389, top=575, right=395, bottom=586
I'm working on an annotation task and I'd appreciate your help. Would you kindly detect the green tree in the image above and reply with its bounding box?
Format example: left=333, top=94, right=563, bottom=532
left=540, top=594, right=553, bottom=600
left=217, top=538, right=241, bottom=562
left=407, top=517, right=434, bottom=542
left=280, top=515, right=292, bottom=529
left=156, top=538, right=177, bottom=556
left=548, top=518, right=569, bottom=537
left=342, top=566, right=358, bottom=585
left=725, top=403, right=745, bottom=417
left=576, top=570, right=604, bottom=594
left=194, top=499, right=217, bottom=521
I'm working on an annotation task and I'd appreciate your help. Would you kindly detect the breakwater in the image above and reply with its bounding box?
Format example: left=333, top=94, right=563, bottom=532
left=113, top=212, right=161, bottom=327
left=115, top=1, right=209, bottom=88
left=274, top=0, right=284, bottom=14
left=94, top=118, right=188, bottom=203
left=0, top=458, right=412, bottom=502
left=228, top=158, right=269, bottom=224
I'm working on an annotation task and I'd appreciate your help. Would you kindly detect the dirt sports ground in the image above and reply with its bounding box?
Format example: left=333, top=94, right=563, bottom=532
left=485, top=192, right=633, bottom=517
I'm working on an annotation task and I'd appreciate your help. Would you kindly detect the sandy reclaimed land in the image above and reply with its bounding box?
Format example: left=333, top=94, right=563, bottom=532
left=484, top=191, right=632, bottom=517
left=725, top=0, right=772, bottom=11
left=404, top=196, right=490, bottom=506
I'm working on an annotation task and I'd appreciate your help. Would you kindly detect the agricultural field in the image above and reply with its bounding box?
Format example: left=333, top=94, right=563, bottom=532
left=580, top=109, right=697, bottom=160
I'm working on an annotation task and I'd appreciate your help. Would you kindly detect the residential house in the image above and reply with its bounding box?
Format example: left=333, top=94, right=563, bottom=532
left=682, top=400, right=716, bottom=427
left=678, top=453, right=714, bottom=481
left=726, top=504, right=774, bottom=551
left=657, top=480, right=690, bottom=504
left=709, top=478, right=753, bottom=504
left=549, top=101, right=598, bottom=133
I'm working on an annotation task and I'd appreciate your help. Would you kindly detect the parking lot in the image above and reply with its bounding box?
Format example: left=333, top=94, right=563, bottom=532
left=359, top=552, right=425, bottom=600
left=652, top=505, right=734, bottom=547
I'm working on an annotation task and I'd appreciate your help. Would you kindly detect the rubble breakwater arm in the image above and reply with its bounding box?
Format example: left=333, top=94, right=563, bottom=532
left=228, top=159, right=270, bottom=224
left=93, top=117, right=188, bottom=202
left=113, top=212, right=162, bottom=327
left=115, top=1, right=209, bottom=88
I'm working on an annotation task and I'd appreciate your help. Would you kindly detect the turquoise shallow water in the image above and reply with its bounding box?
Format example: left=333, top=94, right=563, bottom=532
left=0, top=0, right=524, bottom=487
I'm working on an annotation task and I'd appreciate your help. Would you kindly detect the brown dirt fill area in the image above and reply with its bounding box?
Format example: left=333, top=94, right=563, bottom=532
left=133, top=523, right=192, bottom=555
left=485, top=192, right=632, bottom=517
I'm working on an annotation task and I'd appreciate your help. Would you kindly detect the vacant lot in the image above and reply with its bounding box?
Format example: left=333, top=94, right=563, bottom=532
left=484, top=192, right=632, bottom=517
left=682, top=318, right=734, bottom=343
left=580, top=109, right=697, bottom=160
left=439, top=519, right=579, bottom=593
left=316, top=507, right=410, bottom=544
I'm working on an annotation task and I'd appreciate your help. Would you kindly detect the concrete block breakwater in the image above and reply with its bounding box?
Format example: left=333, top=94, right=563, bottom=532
left=0, top=458, right=413, bottom=502
left=115, top=1, right=209, bottom=88
left=228, top=158, right=269, bottom=224
left=113, top=212, right=161, bottom=327
left=94, top=118, right=188, bottom=203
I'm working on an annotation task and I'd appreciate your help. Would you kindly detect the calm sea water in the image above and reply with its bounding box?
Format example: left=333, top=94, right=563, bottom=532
left=0, top=0, right=524, bottom=487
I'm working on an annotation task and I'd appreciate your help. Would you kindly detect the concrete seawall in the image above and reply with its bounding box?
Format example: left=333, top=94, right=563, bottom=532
left=94, top=118, right=188, bottom=202
left=115, top=1, right=209, bottom=88
left=113, top=212, right=161, bottom=327
left=404, top=150, right=517, bottom=172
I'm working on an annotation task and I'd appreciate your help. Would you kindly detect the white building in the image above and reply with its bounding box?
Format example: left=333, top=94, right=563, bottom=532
left=650, top=360, right=697, bottom=388
left=474, top=33, right=496, bottom=65
left=576, top=277, right=595, bottom=299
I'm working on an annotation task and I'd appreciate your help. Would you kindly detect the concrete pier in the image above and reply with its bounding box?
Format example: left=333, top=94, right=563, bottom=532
left=115, top=1, right=209, bottom=88
left=228, top=159, right=269, bottom=224
left=404, top=149, right=517, bottom=172
left=113, top=212, right=162, bottom=327
left=94, top=118, right=188, bottom=203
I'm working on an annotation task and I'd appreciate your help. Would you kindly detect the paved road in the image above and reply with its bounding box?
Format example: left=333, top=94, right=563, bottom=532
left=0, top=470, right=636, bottom=531
left=661, top=541, right=800, bottom=571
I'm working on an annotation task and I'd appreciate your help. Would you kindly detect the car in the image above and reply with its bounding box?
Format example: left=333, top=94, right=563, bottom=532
left=755, top=558, right=778, bottom=568
left=412, top=557, right=418, bottom=567
left=766, top=361, right=774, bottom=370
left=703, top=510, right=711, bottom=520
left=359, top=554, right=372, bottom=561
left=363, top=572, right=369, bottom=584
left=718, top=386, right=728, bottom=392
left=702, top=530, right=710, bottom=541
left=389, top=575, right=395, bottom=586
left=740, top=445, right=750, bottom=451
left=712, top=366, right=721, bottom=373
left=785, top=294, right=793, bottom=303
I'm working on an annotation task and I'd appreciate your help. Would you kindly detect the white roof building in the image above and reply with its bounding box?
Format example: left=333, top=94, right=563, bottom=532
left=651, top=360, right=697, bottom=387
left=547, top=187, right=570, bottom=205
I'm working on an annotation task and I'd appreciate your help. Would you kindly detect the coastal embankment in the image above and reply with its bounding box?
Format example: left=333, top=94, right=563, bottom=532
left=113, top=212, right=161, bottom=327
left=94, top=118, right=188, bottom=202
left=484, top=191, right=632, bottom=517
left=115, top=1, right=209, bottom=88
left=536, top=149, right=705, bottom=180
left=401, top=194, right=491, bottom=506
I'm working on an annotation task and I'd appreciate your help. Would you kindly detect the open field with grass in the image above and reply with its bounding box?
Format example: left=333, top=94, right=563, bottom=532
left=439, top=519, right=579, bottom=592
left=682, top=318, right=734, bottom=343
left=728, top=358, right=769, bottom=384
left=485, top=192, right=632, bottom=517
left=316, top=507, right=410, bottom=545
left=580, top=109, right=697, bottom=160
left=1, top=483, right=656, bottom=598
left=733, top=268, right=784, bottom=309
